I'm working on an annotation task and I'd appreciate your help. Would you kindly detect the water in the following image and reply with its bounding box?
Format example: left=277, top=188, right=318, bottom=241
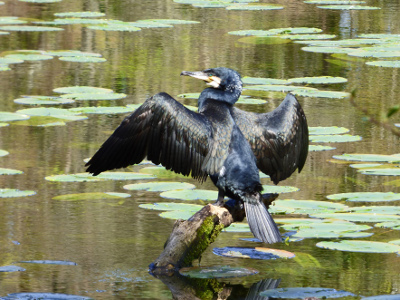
left=0, top=0, right=400, bottom=299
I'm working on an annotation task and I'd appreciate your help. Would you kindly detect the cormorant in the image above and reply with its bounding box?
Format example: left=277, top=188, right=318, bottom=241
left=86, top=67, right=308, bottom=244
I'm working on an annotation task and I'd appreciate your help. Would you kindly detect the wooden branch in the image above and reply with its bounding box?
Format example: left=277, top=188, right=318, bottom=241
left=149, top=194, right=279, bottom=275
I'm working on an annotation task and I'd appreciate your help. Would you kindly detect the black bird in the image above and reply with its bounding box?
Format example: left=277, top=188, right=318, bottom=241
left=86, top=67, right=308, bottom=244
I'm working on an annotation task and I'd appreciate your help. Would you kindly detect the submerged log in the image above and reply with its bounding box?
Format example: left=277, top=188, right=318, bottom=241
left=149, top=194, right=279, bottom=274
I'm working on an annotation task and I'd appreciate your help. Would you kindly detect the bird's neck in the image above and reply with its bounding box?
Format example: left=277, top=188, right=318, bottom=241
left=197, top=87, right=241, bottom=110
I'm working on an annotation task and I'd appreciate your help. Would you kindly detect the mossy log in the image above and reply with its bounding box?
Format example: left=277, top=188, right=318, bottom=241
left=149, top=194, right=278, bottom=275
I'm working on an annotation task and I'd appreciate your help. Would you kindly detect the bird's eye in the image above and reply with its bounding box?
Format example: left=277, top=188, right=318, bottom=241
left=208, top=74, right=214, bottom=77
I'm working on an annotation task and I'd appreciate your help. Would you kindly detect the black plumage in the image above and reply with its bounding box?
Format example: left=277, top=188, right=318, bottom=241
left=86, top=67, right=309, bottom=244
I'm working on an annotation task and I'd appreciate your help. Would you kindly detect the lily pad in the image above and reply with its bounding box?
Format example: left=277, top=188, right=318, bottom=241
left=38, top=18, right=109, bottom=25
left=309, top=126, right=349, bottom=135
left=274, top=199, right=348, bottom=215
left=53, top=86, right=113, bottom=94
left=375, top=221, right=400, bottom=230
left=0, top=188, right=36, bottom=198
left=59, top=56, right=106, bottom=63
left=0, top=17, right=28, bottom=25
left=237, top=98, right=266, bottom=104
left=0, top=265, right=26, bottom=272
left=53, top=192, right=131, bottom=201
left=60, top=92, right=126, bottom=100
left=309, top=134, right=362, bottom=143
left=139, top=202, right=202, bottom=212
left=359, top=168, right=400, bottom=176
left=18, top=260, right=77, bottom=265
left=351, top=206, right=400, bottom=215
left=3, top=293, right=93, bottom=299
left=305, top=0, right=366, bottom=4
left=279, top=34, right=336, bottom=40
left=333, top=153, right=400, bottom=162
left=309, top=145, right=336, bottom=151
left=124, top=181, right=195, bottom=192
left=160, top=189, right=218, bottom=201
left=45, top=172, right=155, bottom=182
left=366, top=61, right=400, bottom=68
left=223, top=223, right=250, bottom=232
left=138, top=166, right=188, bottom=179
left=289, top=76, right=347, bottom=84
left=302, top=46, right=356, bottom=54
left=226, top=4, right=284, bottom=10
left=310, top=212, right=400, bottom=223
left=237, top=36, right=291, bottom=45
left=259, top=287, right=355, bottom=298
left=0, top=112, right=30, bottom=122
left=0, top=168, right=23, bottom=175
left=0, top=25, right=63, bottom=32
left=262, top=185, right=299, bottom=193
left=388, top=240, right=400, bottom=245
left=16, top=107, right=86, bottom=121
left=54, top=11, right=106, bottom=18
left=327, top=192, right=400, bottom=202
left=362, top=295, right=400, bottom=300
left=0, top=57, right=24, bottom=64
left=69, top=106, right=134, bottom=114
left=213, top=247, right=294, bottom=260
left=5, top=54, right=54, bottom=61
left=159, top=210, right=195, bottom=220
left=14, top=96, right=74, bottom=105
left=88, top=23, right=142, bottom=32
left=145, top=19, right=200, bottom=25
left=245, top=84, right=316, bottom=93
left=317, top=5, right=380, bottom=9
left=269, top=27, right=324, bottom=34
left=179, top=266, right=258, bottom=278
left=316, top=240, right=400, bottom=253
left=293, top=89, right=350, bottom=99
left=242, top=77, right=289, bottom=85
left=228, top=30, right=277, bottom=37
left=0, top=150, right=9, bottom=157
left=45, top=51, right=102, bottom=58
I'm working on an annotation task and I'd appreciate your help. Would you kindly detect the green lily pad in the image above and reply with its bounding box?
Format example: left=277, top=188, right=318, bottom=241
left=293, top=89, right=350, bottom=99
left=54, top=11, right=106, bottom=18
left=362, top=295, right=400, bottom=300
left=59, top=56, right=106, bottom=63
left=262, top=185, right=299, bottom=193
left=53, top=86, right=113, bottom=94
left=0, top=25, right=63, bottom=32
left=305, top=0, right=366, bottom=4
left=14, top=96, right=74, bottom=105
left=375, top=221, right=400, bottom=230
left=0, top=57, right=24, bottom=64
left=0, top=188, right=36, bottom=198
left=274, top=199, right=348, bottom=215
left=5, top=54, right=53, bottom=61
left=316, top=240, right=400, bottom=253
left=69, top=106, right=134, bottom=114
left=60, top=92, right=126, bottom=100
left=16, top=107, right=86, bottom=121
left=269, top=27, right=324, bottom=34
left=310, top=212, right=400, bottom=222
left=260, top=287, right=355, bottom=298
left=237, top=36, right=291, bottom=45
left=0, top=65, right=11, bottom=71
left=0, top=17, right=28, bottom=25
left=11, top=116, right=69, bottom=127
left=359, top=168, right=400, bottom=176
left=226, top=4, right=284, bottom=10
left=351, top=206, right=400, bottom=215
left=53, top=192, right=131, bottom=201
left=309, top=145, right=336, bottom=151
left=317, top=4, right=380, bottom=9
left=45, top=51, right=103, bottom=58
left=301, top=46, right=356, bottom=54
left=124, top=181, right=195, bottom=192
left=309, top=134, right=362, bottom=143
left=138, top=166, right=188, bottom=179
left=213, top=247, right=294, bottom=260
left=350, top=163, right=382, bottom=169
left=289, top=76, right=347, bottom=84
left=45, top=172, right=155, bottom=182
left=223, top=223, right=250, bottom=232
left=88, top=23, right=142, bottom=32
left=309, top=126, right=349, bottom=135
left=349, top=50, right=400, bottom=58
left=0, top=168, right=23, bottom=175
left=327, top=192, right=400, bottom=202
left=228, top=30, right=276, bottom=37
left=366, top=61, right=400, bottom=68
left=237, top=98, right=266, bottom=104
left=333, top=153, right=400, bottom=162
left=245, top=85, right=316, bottom=92
left=159, top=210, right=195, bottom=220
left=389, top=240, right=400, bottom=245
left=242, top=77, right=289, bottom=85
left=38, top=18, right=109, bottom=25
left=4, top=293, right=93, bottom=299
left=0, top=112, right=30, bottom=122
left=179, top=266, right=258, bottom=278
left=145, top=19, right=200, bottom=25
left=0, top=265, right=25, bottom=272
left=160, top=189, right=218, bottom=201
left=139, top=202, right=202, bottom=212
left=18, top=260, right=77, bottom=265
left=0, top=150, right=9, bottom=157
left=279, top=34, right=336, bottom=40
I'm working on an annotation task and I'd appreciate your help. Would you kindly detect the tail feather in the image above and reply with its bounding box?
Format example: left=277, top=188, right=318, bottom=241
left=244, top=200, right=281, bottom=244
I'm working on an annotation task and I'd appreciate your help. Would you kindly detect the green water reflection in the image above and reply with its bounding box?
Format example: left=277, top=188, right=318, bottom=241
left=0, top=0, right=400, bottom=299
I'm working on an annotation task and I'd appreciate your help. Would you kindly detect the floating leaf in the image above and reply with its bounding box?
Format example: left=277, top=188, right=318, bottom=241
left=124, top=181, right=195, bottom=192
left=160, top=189, right=218, bottom=201
left=310, top=212, right=400, bottom=223
left=279, top=34, right=336, bottom=40
left=18, top=260, right=77, bottom=265
left=228, top=30, right=276, bottom=37
left=0, top=168, right=23, bottom=175
left=213, top=247, right=294, bottom=260
left=88, top=23, right=141, bottom=32
left=309, top=134, right=362, bottom=143
left=0, top=65, right=11, bottom=71
left=359, top=168, right=400, bottom=176
left=309, top=145, right=336, bottom=151
left=38, top=18, right=109, bottom=25
left=45, top=51, right=102, bottom=58
left=69, top=106, right=134, bottom=114
left=0, top=57, right=24, bottom=64
left=237, top=98, right=266, bottom=104
left=60, top=92, right=126, bottom=100
left=0, top=25, right=63, bottom=32
left=179, top=266, right=258, bottom=278
left=0, top=188, right=36, bottom=198
left=53, top=192, right=131, bottom=201
left=14, top=96, right=74, bottom=105
left=3, top=293, right=93, bottom=299
left=333, top=153, right=400, bottom=162
left=159, top=210, right=194, bottom=220
left=245, top=84, right=316, bottom=92
left=237, top=36, right=291, bottom=45
left=375, top=221, right=400, bottom=230
left=350, top=163, right=382, bottom=169
left=139, top=166, right=188, bottom=179
left=242, top=77, right=289, bottom=85
left=226, top=4, right=284, bottom=10
left=389, top=240, right=400, bottom=245
left=139, top=202, right=202, bottom=212
left=274, top=199, right=348, bottom=215
left=45, top=172, right=155, bottom=182
left=293, top=89, right=350, bottom=99
left=305, top=1, right=366, bottom=4
left=302, top=46, right=356, bottom=54
left=317, top=5, right=380, bottom=9
left=142, top=19, right=200, bottom=25
left=16, top=107, right=86, bottom=121
left=0, top=150, right=9, bottom=157
left=269, top=27, right=324, bottom=34
left=309, top=126, right=349, bottom=135
left=223, top=223, right=250, bottom=232
left=289, top=76, right=347, bottom=84
left=5, top=54, right=53, bottom=61
left=54, top=11, right=106, bottom=18
left=0, top=17, right=28, bottom=25
left=0, top=265, right=25, bottom=272
left=366, top=61, right=400, bottom=68
left=0, top=112, right=30, bottom=122
left=327, top=192, right=400, bottom=202
left=59, top=56, right=106, bottom=63
left=260, top=287, right=355, bottom=298
left=362, top=295, right=400, bottom=300
left=351, top=206, right=400, bottom=215
left=316, top=240, right=400, bottom=253
left=53, top=86, right=113, bottom=94
left=262, top=185, right=299, bottom=193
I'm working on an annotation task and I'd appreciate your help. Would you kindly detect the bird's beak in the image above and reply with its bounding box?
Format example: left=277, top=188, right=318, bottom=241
left=181, top=71, right=221, bottom=88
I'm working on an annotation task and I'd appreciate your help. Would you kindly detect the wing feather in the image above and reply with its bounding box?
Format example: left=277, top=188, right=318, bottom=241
left=86, top=92, right=211, bottom=181
left=232, top=93, right=308, bottom=184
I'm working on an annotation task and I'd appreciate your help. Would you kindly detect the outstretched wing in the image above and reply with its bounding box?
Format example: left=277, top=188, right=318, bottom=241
left=231, top=93, right=308, bottom=184
left=86, top=92, right=212, bottom=181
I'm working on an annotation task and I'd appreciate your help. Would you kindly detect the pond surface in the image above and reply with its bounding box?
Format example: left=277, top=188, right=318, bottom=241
left=0, top=0, right=400, bottom=299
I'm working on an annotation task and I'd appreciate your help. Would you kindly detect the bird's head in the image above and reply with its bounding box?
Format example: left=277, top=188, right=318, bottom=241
left=181, top=67, right=242, bottom=105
